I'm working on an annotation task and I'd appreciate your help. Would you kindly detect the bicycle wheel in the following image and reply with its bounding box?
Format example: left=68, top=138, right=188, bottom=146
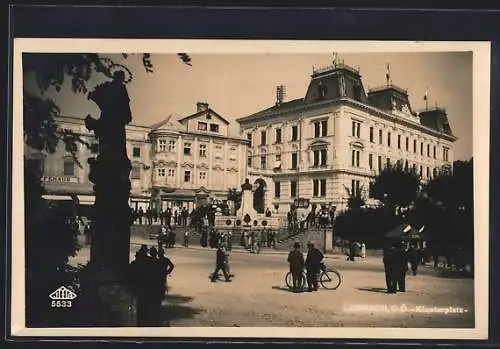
left=285, top=271, right=293, bottom=289
left=320, top=269, right=342, bottom=290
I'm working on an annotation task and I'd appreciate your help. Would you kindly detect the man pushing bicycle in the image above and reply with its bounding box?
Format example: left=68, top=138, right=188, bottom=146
left=305, top=241, right=324, bottom=292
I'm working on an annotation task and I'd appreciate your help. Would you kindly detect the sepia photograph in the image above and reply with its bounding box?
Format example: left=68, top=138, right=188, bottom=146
left=10, top=39, right=490, bottom=340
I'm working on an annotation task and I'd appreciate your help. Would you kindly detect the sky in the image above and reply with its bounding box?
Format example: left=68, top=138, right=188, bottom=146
left=24, top=51, right=473, bottom=160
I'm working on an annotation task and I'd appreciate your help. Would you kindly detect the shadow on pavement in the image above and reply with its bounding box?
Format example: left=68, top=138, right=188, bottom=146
left=165, top=294, right=194, bottom=304
left=159, top=303, right=203, bottom=326
left=271, top=285, right=295, bottom=293
left=356, top=287, right=389, bottom=293
left=434, top=269, right=474, bottom=279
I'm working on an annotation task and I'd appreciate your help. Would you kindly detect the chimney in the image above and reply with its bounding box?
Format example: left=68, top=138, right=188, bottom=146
left=197, top=102, right=209, bottom=112
left=276, top=85, right=286, bottom=106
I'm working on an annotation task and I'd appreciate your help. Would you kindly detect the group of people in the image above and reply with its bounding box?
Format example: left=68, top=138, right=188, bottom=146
left=132, top=206, right=191, bottom=227
left=128, top=245, right=175, bottom=326
left=382, top=241, right=422, bottom=293
left=240, top=229, right=277, bottom=253
left=199, top=227, right=233, bottom=250
left=286, top=206, right=336, bottom=234
left=287, top=241, right=325, bottom=293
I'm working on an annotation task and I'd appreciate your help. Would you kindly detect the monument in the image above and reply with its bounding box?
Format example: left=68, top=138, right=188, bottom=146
left=84, top=67, right=136, bottom=326
left=236, top=178, right=258, bottom=218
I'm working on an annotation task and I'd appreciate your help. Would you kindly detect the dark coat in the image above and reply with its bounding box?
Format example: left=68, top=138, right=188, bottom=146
left=287, top=250, right=304, bottom=272
left=305, top=248, right=324, bottom=271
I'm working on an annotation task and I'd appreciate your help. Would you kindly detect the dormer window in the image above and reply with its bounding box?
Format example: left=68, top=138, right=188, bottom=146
left=207, top=113, right=212, bottom=120
left=198, top=122, right=208, bottom=131
left=318, top=84, right=328, bottom=100
left=210, top=124, right=219, bottom=132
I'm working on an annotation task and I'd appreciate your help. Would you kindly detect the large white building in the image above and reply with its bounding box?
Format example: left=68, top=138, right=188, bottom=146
left=25, top=102, right=249, bottom=215
left=236, top=62, right=457, bottom=214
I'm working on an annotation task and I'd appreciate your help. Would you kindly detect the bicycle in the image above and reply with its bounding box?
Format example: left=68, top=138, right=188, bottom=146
left=285, top=263, right=342, bottom=290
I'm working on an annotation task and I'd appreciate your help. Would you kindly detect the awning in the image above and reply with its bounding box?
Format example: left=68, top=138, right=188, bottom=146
left=42, top=195, right=73, bottom=201
left=77, top=195, right=95, bottom=205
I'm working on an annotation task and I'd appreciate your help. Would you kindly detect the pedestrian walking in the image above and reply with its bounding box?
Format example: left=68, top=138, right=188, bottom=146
left=305, top=241, right=323, bottom=292
left=211, top=246, right=232, bottom=282
left=287, top=242, right=305, bottom=293
left=183, top=229, right=189, bottom=247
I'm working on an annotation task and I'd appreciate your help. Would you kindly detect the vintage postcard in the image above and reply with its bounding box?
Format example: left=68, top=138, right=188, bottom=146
left=10, top=39, right=490, bottom=340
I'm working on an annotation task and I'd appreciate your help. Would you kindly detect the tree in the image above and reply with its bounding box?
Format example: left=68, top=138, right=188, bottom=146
left=370, top=162, right=421, bottom=212
left=344, top=184, right=366, bottom=211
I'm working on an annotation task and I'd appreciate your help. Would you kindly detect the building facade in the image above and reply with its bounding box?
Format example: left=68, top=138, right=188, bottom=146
left=237, top=63, right=457, bottom=214
left=26, top=103, right=249, bottom=215
left=148, top=102, right=248, bottom=212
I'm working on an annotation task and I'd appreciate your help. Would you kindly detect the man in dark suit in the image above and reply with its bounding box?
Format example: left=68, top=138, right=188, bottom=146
left=287, top=242, right=305, bottom=292
left=305, top=241, right=324, bottom=292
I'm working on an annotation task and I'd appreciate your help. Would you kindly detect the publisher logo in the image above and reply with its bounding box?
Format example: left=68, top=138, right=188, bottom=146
left=49, top=286, right=76, bottom=308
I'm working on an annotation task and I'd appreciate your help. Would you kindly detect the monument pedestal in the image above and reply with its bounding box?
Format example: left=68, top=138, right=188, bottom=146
left=236, top=179, right=258, bottom=218
left=324, top=230, right=333, bottom=253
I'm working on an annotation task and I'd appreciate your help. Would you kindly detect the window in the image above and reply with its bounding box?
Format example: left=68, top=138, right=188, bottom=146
left=321, top=120, right=328, bottom=137
left=369, top=127, right=374, bottom=142
left=405, top=160, right=409, bottom=171
left=413, top=139, right=417, bottom=153
left=312, top=179, right=326, bottom=197
left=131, top=165, right=141, bottom=179
left=291, top=125, right=298, bottom=141
left=275, top=181, right=281, bottom=198
left=184, top=170, right=191, bottom=182
left=427, top=144, right=430, bottom=157
left=320, top=179, right=326, bottom=196
left=352, top=121, right=360, bottom=138
left=90, top=143, right=99, bottom=154
left=65, top=141, right=76, bottom=153
left=184, top=142, right=191, bottom=155
left=313, top=150, right=320, bottom=167
left=168, top=140, right=176, bottom=152
left=314, top=122, right=320, bottom=138
left=433, top=146, right=437, bottom=159
left=291, top=152, right=298, bottom=169
left=419, top=165, right=423, bottom=177
left=387, top=157, right=391, bottom=167
left=379, top=129, right=383, bottom=144
left=412, top=163, right=417, bottom=172
left=247, top=156, right=252, bottom=167
left=276, top=153, right=281, bottom=162
left=351, top=179, right=360, bottom=196
left=351, top=150, right=360, bottom=167
left=443, top=147, right=449, bottom=161
left=261, top=131, right=267, bottom=145
left=275, top=128, right=282, bottom=143
left=199, top=171, right=207, bottom=181
left=378, top=155, right=382, bottom=171
left=369, top=154, right=373, bottom=169
left=387, top=132, right=391, bottom=147
left=158, top=168, right=166, bottom=177
left=290, top=181, right=297, bottom=197
left=433, top=168, right=438, bottom=177
left=63, top=159, right=75, bottom=176
left=132, top=147, right=141, bottom=158
left=247, top=133, right=252, bottom=146
left=320, top=149, right=327, bottom=166
left=198, top=121, right=208, bottom=131
left=199, top=144, right=207, bottom=157
left=405, top=137, right=409, bottom=151
left=158, top=139, right=167, bottom=151
left=210, top=123, right=219, bottom=132
left=426, top=167, right=430, bottom=178
left=168, top=169, right=175, bottom=177
left=397, top=135, right=401, bottom=149
left=261, top=155, right=267, bottom=169
left=420, top=142, right=424, bottom=155
left=314, top=120, right=328, bottom=138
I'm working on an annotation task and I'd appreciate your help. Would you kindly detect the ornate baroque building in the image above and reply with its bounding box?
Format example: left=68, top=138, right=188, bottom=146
left=237, top=62, right=457, bottom=214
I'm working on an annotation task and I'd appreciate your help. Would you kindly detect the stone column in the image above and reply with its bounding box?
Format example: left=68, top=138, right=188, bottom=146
left=85, top=71, right=136, bottom=326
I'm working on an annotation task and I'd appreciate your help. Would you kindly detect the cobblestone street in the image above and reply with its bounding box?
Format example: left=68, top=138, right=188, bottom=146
left=70, top=242, right=474, bottom=328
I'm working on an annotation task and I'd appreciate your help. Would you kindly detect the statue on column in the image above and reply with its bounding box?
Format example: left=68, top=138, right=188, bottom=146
left=84, top=65, right=135, bottom=326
